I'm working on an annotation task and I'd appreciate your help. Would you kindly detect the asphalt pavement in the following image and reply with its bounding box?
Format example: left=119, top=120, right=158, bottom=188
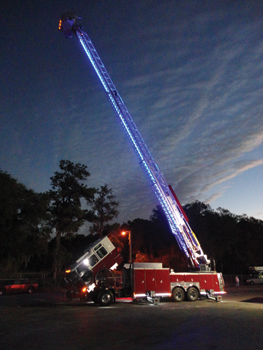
left=0, top=285, right=262, bottom=350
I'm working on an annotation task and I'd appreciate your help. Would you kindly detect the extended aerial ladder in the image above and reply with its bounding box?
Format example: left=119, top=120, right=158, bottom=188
left=59, top=12, right=210, bottom=270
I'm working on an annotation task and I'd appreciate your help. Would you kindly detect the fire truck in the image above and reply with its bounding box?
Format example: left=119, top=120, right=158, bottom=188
left=64, top=235, right=224, bottom=306
left=59, top=12, right=225, bottom=305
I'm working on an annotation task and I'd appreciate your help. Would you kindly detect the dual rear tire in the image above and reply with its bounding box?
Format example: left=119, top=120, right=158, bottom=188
left=172, top=286, right=199, bottom=302
left=172, top=287, right=185, bottom=302
left=186, top=286, right=199, bottom=301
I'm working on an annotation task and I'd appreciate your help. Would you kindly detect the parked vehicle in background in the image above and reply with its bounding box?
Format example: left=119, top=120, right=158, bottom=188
left=246, top=266, right=263, bottom=285
left=0, top=279, right=38, bottom=295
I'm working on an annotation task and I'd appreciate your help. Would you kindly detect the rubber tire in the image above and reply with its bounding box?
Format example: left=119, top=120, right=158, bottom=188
left=98, top=290, right=113, bottom=306
left=172, top=287, right=185, bottom=302
left=187, top=287, right=199, bottom=301
left=27, top=286, right=34, bottom=294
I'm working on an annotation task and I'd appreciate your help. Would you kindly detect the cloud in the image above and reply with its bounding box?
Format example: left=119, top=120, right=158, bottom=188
left=201, top=159, right=263, bottom=193
left=204, top=192, right=227, bottom=205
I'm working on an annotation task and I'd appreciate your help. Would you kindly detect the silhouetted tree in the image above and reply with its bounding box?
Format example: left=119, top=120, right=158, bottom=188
left=48, top=160, right=95, bottom=280
left=89, top=184, right=119, bottom=238
left=184, top=201, right=263, bottom=274
left=0, top=170, right=51, bottom=271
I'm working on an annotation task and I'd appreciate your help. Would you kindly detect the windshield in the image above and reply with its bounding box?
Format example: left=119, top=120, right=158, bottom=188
left=66, top=271, right=79, bottom=283
left=76, top=263, right=93, bottom=282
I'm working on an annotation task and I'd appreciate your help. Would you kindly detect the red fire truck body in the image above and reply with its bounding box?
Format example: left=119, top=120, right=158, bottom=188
left=131, top=263, right=224, bottom=302
left=132, top=263, right=171, bottom=298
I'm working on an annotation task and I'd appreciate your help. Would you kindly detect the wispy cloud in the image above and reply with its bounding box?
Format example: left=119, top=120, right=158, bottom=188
left=115, top=2, right=263, bottom=220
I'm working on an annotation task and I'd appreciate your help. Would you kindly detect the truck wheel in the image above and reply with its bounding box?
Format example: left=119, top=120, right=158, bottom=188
left=187, top=287, right=199, bottom=301
left=98, top=290, right=113, bottom=306
left=172, top=287, right=185, bottom=302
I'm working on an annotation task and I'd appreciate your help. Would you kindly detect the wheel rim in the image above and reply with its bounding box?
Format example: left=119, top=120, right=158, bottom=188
left=176, top=290, right=183, bottom=300
left=188, top=287, right=198, bottom=301
left=173, top=288, right=184, bottom=301
left=101, top=292, right=111, bottom=304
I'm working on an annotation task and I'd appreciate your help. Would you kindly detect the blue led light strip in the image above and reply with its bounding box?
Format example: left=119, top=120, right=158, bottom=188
left=76, top=30, right=208, bottom=268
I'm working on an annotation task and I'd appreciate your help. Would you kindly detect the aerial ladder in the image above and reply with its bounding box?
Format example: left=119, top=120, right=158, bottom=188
left=59, top=12, right=210, bottom=271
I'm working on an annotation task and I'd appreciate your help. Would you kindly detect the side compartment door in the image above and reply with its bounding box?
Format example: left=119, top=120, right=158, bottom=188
left=133, top=269, right=146, bottom=296
left=199, top=273, right=214, bottom=292
left=155, top=269, right=170, bottom=295
left=145, top=269, right=156, bottom=293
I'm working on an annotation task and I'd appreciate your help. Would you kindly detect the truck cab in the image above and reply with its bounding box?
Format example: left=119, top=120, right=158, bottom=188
left=65, top=236, right=123, bottom=304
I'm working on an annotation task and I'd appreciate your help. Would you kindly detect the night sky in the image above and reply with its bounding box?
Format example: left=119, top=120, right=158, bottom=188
left=1, top=0, right=263, bottom=225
